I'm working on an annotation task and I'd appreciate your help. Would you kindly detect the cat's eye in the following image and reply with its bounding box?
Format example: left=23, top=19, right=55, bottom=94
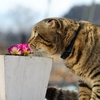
left=47, top=19, right=52, bottom=23
left=33, top=30, right=38, bottom=37
left=34, top=31, right=36, bottom=33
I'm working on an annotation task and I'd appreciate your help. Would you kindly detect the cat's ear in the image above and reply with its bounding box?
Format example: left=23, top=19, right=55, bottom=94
left=46, top=19, right=56, bottom=28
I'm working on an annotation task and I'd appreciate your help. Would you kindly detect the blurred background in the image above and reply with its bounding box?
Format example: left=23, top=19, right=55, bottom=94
left=0, top=0, right=100, bottom=90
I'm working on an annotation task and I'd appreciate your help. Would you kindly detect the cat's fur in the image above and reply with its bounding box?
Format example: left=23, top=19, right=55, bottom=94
left=28, top=18, right=100, bottom=100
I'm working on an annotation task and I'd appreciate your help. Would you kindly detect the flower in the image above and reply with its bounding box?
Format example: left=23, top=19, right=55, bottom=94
left=8, top=43, right=33, bottom=56
left=8, top=45, right=22, bottom=55
left=21, top=44, right=33, bottom=56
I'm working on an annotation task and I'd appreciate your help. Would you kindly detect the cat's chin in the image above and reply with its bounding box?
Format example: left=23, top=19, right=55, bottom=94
left=46, top=51, right=60, bottom=55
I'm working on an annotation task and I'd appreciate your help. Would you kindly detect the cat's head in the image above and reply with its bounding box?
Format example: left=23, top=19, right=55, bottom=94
left=28, top=18, right=79, bottom=55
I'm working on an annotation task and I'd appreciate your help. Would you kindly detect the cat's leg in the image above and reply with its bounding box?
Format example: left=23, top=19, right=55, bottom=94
left=90, top=81, right=100, bottom=100
left=78, top=80, right=92, bottom=100
left=45, top=86, right=78, bottom=100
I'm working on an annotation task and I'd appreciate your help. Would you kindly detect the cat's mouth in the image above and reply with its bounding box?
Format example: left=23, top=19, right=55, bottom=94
left=29, top=44, right=40, bottom=51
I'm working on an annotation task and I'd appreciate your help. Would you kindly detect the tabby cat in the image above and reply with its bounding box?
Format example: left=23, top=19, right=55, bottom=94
left=28, top=18, right=100, bottom=100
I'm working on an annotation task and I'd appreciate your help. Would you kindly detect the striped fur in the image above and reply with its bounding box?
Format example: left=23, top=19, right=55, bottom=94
left=28, top=18, right=100, bottom=100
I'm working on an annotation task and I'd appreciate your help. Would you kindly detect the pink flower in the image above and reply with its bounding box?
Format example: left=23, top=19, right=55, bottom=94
left=8, top=45, right=22, bottom=55
left=21, top=44, right=33, bottom=56
left=8, top=43, right=33, bottom=56
left=17, top=44, right=23, bottom=49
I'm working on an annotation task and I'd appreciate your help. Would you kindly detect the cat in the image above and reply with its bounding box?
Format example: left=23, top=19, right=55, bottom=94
left=28, top=18, right=100, bottom=100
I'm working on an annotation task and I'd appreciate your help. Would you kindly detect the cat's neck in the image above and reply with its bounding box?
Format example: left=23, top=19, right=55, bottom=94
left=61, top=23, right=81, bottom=59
